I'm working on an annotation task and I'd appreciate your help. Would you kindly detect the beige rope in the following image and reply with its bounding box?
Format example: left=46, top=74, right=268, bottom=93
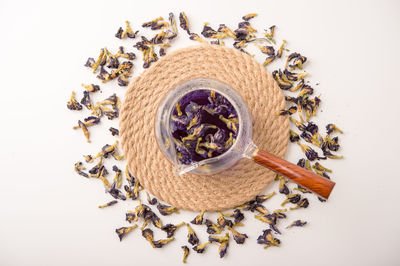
left=120, top=45, right=289, bottom=211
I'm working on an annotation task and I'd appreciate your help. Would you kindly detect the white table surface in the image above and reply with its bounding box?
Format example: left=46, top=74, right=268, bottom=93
left=1, top=0, right=399, bottom=265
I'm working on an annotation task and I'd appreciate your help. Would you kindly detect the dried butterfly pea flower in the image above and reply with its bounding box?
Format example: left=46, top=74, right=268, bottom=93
left=281, top=194, right=301, bottom=206
left=80, top=91, right=93, bottom=111
left=106, top=56, right=120, bottom=69
left=189, top=33, right=208, bottom=43
left=142, top=228, right=156, bottom=248
left=289, top=198, right=309, bottom=210
left=142, top=16, right=163, bottom=28
left=112, top=165, right=122, bottom=189
left=190, top=210, right=205, bottom=225
left=298, top=86, right=314, bottom=98
left=322, top=149, right=344, bottom=159
left=107, top=182, right=126, bottom=200
left=125, top=184, right=137, bottom=200
left=99, top=169, right=111, bottom=189
left=256, top=230, right=268, bottom=244
left=193, top=241, right=211, bottom=253
left=254, top=213, right=282, bottom=234
left=83, top=155, right=94, bottom=163
left=96, top=66, right=111, bottom=82
left=204, top=219, right=222, bottom=234
left=157, top=203, right=179, bottom=216
left=255, top=191, right=276, bottom=203
left=116, top=21, right=138, bottom=39
left=278, top=106, right=297, bottom=116
left=143, top=45, right=158, bottom=68
left=151, top=20, right=169, bottom=31
left=146, top=210, right=163, bottom=229
left=273, top=209, right=287, bottom=220
left=229, top=209, right=245, bottom=225
left=226, top=226, right=247, bottom=244
left=300, top=130, right=312, bottom=143
left=322, top=135, right=340, bottom=152
left=304, top=121, right=318, bottom=134
left=128, top=200, right=144, bottom=220
left=218, top=241, right=229, bottom=258
left=84, top=57, right=95, bottom=68
left=146, top=192, right=158, bottom=205
left=257, top=229, right=280, bottom=248
left=81, top=83, right=100, bottom=93
left=242, top=13, right=257, bottom=21
left=272, top=70, right=293, bottom=90
left=125, top=165, right=135, bottom=187
left=235, top=200, right=255, bottom=211
left=71, top=116, right=100, bottom=132
left=115, top=27, right=123, bottom=39
left=264, top=25, right=276, bottom=43
left=67, top=91, right=83, bottom=110
left=326, top=123, right=343, bottom=134
left=161, top=222, right=185, bottom=238
left=255, top=44, right=275, bottom=56
left=88, top=157, right=104, bottom=177
left=285, top=52, right=307, bottom=70
left=289, top=129, right=300, bottom=142
left=168, top=13, right=178, bottom=35
left=153, top=237, right=175, bottom=248
left=276, top=174, right=290, bottom=195
left=252, top=204, right=269, bottom=215
left=277, top=40, right=287, bottom=58
left=297, top=142, right=325, bottom=161
left=289, top=79, right=305, bottom=92
left=129, top=180, right=141, bottom=200
left=238, top=21, right=257, bottom=33
left=217, top=212, right=233, bottom=228
left=254, top=214, right=274, bottom=225
left=126, top=212, right=136, bottom=223
left=158, top=43, right=171, bottom=57
left=263, top=55, right=276, bottom=66
left=233, top=40, right=247, bottom=49
left=209, top=232, right=229, bottom=243
left=289, top=117, right=306, bottom=132
left=217, top=24, right=236, bottom=39
left=186, top=223, right=199, bottom=245
left=98, top=200, right=118, bottom=208
left=181, top=245, right=189, bottom=263
left=150, top=30, right=167, bottom=44
left=201, top=23, right=218, bottom=38
left=116, top=224, right=137, bottom=241
left=77, top=120, right=91, bottom=142
left=179, top=12, right=190, bottom=34
left=108, top=127, right=119, bottom=137
left=87, top=48, right=107, bottom=73
left=74, top=162, right=88, bottom=178
left=297, top=158, right=306, bottom=168
left=286, top=220, right=307, bottom=229
left=264, top=240, right=280, bottom=249
left=284, top=69, right=308, bottom=82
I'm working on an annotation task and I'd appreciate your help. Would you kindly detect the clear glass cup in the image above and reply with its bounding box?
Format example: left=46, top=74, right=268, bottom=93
left=155, top=78, right=253, bottom=175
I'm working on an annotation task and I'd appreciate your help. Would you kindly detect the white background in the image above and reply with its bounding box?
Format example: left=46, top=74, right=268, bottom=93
left=1, top=0, right=399, bottom=265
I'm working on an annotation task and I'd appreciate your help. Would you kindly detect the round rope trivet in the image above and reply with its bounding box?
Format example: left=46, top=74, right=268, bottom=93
left=120, top=45, right=289, bottom=211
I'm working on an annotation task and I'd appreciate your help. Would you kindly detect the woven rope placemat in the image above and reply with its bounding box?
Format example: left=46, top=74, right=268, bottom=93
left=120, top=45, right=289, bottom=211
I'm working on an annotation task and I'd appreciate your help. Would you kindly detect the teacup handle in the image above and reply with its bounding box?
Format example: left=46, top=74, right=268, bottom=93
left=252, top=149, right=335, bottom=199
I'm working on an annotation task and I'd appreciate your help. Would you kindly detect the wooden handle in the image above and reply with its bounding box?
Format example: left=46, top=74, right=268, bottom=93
left=252, top=149, right=335, bottom=199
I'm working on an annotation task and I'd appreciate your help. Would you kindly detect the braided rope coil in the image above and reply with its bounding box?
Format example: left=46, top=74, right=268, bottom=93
left=120, top=45, right=289, bottom=211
